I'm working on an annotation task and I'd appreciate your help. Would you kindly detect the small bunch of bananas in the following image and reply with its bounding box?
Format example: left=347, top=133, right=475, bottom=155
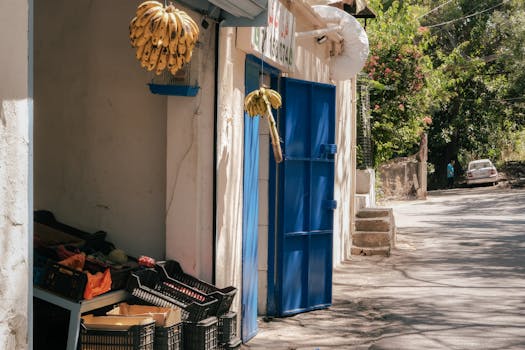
left=129, top=1, right=200, bottom=75
left=244, top=87, right=284, bottom=163
left=244, top=87, right=282, bottom=117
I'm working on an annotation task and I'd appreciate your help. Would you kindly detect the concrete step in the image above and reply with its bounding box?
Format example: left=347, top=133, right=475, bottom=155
left=355, top=218, right=391, bottom=232
left=351, top=246, right=391, bottom=257
left=353, top=231, right=391, bottom=247
left=356, top=207, right=391, bottom=218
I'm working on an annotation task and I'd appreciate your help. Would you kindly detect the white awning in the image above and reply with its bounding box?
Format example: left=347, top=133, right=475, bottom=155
left=175, top=0, right=268, bottom=26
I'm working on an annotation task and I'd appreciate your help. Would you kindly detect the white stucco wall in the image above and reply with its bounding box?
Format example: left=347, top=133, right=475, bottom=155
left=34, top=0, right=166, bottom=258
left=165, top=7, right=216, bottom=281
left=334, top=79, right=356, bottom=265
left=215, top=27, right=246, bottom=317
left=0, top=0, right=30, bottom=348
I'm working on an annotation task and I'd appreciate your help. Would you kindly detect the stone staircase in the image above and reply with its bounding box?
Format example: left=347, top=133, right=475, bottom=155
left=351, top=207, right=396, bottom=256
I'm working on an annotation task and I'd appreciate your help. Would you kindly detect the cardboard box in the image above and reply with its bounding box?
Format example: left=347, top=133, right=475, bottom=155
left=81, top=314, right=154, bottom=331
left=107, top=303, right=182, bottom=327
left=34, top=222, right=85, bottom=247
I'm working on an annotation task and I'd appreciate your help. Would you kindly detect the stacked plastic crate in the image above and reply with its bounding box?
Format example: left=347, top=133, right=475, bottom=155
left=80, top=304, right=183, bottom=350
left=80, top=315, right=157, bottom=350
left=126, top=260, right=239, bottom=350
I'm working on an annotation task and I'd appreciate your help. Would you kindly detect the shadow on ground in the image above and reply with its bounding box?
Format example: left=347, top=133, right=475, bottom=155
left=244, top=189, right=525, bottom=350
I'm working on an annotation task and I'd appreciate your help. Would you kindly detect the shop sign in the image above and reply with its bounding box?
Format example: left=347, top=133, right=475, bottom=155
left=237, top=0, right=295, bottom=71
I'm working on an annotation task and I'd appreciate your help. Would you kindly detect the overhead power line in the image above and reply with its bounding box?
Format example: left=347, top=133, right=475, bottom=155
left=418, top=0, right=455, bottom=19
left=426, top=0, right=509, bottom=28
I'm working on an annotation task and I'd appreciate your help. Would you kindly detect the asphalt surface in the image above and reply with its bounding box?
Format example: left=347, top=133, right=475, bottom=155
left=244, top=186, right=525, bottom=350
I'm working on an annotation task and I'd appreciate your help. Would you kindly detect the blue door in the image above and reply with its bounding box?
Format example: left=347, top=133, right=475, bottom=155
left=274, top=77, right=336, bottom=316
left=242, top=58, right=261, bottom=342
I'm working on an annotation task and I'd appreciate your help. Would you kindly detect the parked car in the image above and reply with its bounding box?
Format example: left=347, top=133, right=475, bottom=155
left=466, top=159, right=499, bottom=186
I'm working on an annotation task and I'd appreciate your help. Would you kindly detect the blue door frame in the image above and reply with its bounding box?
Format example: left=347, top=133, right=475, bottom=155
left=242, top=55, right=280, bottom=341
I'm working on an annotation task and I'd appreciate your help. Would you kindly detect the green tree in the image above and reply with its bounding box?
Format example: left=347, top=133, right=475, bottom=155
left=417, top=0, right=525, bottom=186
left=368, top=0, right=525, bottom=188
left=364, top=0, right=441, bottom=166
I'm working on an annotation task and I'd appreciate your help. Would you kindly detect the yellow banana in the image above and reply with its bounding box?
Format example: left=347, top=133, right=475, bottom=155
left=136, top=1, right=162, bottom=18
left=167, top=54, right=177, bottom=70
left=132, top=26, right=146, bottom=41
left=179, top=11, right=199, bottom=42
left=187, top=17, right=200, bottom=41
left=245, top=90, right=258, bottom=103
left=134, top=33, right=150, bottom=48
left=129, top=17, right=138, bottom=38
left=145, top=16, right=164, bottom=47
left=137, top=6, right=162, bottom=27
left=140, top=40, right=154, bottom=68
left=166, top=13, right=178, bottom=50
left=184, top=48, right=193, bottom=63
left=177, top=42, right=187, bottom=55
left=155, top=47, right=169, bottom=75
left=245, top=89, right=265, bottom=117
left=148, top=45, right=162, bottom=71
left=173, top=12, right=183, bottom=42
left=149, top=10, right=165, bottom=46
left=135, top=42, right=146, bottom=60
left=154, top=11, right=169, bottom=47
left=266, top=89, right=282, bottom=109
left=176, top=55, right=184, bottom=70
left=169, top=57, right=183, bottom=75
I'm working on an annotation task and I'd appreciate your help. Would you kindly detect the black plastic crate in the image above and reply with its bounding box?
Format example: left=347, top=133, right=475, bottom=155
left=218, top=338, right=241, bottom=350
left=183, top=317, right=218, bottom=350
left=42, top=262, right=88, bottom=301
left=155, top=322, right=183, bottom=350
left=40, top=259, right=136, bottom=300
left=156, top=260, right=236, bottom=316
left=80, top=320, right=155, bottom=350
left=110, top=262, right=139, bottom=290
left=217, top=312, right=237, bottom=344
left=126, top=269, right=218, bottom=322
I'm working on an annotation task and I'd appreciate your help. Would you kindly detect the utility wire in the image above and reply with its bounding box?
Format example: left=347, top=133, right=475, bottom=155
left=418, top=0, right=455, bottom=19
left=426, top=0, right=509, bottom=28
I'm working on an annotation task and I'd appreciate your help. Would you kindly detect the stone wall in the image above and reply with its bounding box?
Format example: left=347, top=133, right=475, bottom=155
left=378, top=157, right=424, bottom=200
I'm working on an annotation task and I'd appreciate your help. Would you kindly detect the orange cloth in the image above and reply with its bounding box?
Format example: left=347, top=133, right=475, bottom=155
left=58, top=253, right=86, bottom=271
left=83, top=268, right=112, bottom=300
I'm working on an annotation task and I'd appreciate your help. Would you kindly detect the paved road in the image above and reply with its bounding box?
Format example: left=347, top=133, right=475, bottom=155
left=244, top=187, right=525, bottom=349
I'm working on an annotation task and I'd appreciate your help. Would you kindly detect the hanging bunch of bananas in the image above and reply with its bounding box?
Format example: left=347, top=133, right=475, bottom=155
left=244, top=87, right=284, bottom=163
left=129, top=1, right=200, bottom=75
left=244, top=87, right=282, bottom=117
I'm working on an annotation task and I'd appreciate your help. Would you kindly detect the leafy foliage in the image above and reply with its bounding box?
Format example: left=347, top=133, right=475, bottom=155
left=364, top=0, right=441, bottom=166
left=365, top=0, right=525, bottom=188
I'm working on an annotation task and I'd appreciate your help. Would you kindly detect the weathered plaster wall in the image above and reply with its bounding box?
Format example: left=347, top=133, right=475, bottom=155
left=215, top=27, right=246, bottom=318
left=165, top=8, right=216, bottom=281
left=291, top=20, right=331, bottom=83
left=0, top=0, right=30, bottom=348
left=334, top=79, right=355, bottom=265
left=34, top=0, right=166, bottom=258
